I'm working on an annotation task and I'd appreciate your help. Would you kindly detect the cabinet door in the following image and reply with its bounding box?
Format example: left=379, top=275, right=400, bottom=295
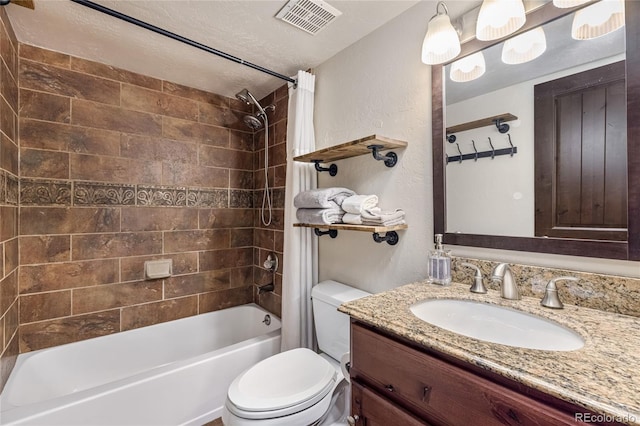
left=351, top=323, right=578, bottom=426
left=351, top=381, right=428, bottom=426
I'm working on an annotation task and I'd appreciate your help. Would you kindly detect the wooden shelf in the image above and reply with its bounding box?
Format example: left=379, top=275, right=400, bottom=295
left=295, top=222, right=407, bottom=245
left=293, top=135, right=407, bottom=163
left=446, top=113, right=517, bottom=134
left=294, top=223, right=408, bottom=233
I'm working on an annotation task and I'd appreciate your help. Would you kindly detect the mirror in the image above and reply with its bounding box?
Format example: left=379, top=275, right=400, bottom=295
left=432, top=0, right=640, bottom=260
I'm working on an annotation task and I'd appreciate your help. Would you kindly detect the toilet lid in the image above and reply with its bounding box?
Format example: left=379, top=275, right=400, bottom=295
left=227, top=348, right=337, bottom=412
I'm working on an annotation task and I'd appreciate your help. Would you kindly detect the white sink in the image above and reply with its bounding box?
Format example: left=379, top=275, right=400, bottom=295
left=410, top=299, right=584, bottom=351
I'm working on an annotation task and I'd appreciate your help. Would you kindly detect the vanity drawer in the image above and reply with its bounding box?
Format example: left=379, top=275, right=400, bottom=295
left=351, top=323, right=576, bottom=426
left=351, top=381, right=427, bottom=426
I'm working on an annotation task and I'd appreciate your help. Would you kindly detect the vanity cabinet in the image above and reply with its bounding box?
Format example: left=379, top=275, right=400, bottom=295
left=349, top=322, right=582, bottom=426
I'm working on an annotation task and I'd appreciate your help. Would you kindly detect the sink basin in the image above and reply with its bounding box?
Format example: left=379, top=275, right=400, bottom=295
left=410, top=299, right=584, bottom=351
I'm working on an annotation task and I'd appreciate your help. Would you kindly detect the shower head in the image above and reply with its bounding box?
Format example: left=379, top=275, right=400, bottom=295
left=243, top=113, right=264, bottom=130
left=235, top=88, right=266, bottom=116
left=235, top=88, right=253, bottom=105
left=235, top=88, right=261, bottom=109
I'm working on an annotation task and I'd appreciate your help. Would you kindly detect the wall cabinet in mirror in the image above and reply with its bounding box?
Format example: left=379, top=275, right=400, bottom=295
left=432, top=0, right=640, bottom=260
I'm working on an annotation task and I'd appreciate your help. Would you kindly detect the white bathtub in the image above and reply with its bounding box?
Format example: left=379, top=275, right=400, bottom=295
left=0, top=303, right=281, bottom=425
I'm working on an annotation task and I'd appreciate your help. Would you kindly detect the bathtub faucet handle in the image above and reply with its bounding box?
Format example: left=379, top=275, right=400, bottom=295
left=262, top=314, right=271, bottom=326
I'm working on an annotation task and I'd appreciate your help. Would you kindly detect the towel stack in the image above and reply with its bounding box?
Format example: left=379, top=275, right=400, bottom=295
left=294, top=188, right=355, bottom=225
left=342, top=194, right=405, bottom=226
left=361, top=208, right=406, bottom=226
left=295, top=189, right=406, bottom=227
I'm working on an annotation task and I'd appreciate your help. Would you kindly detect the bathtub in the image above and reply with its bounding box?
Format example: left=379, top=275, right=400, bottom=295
left=0, top=303, right=281, bottom=425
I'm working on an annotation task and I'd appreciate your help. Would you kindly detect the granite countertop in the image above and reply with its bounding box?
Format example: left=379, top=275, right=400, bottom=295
left=339, top=281, right=640, bottom=425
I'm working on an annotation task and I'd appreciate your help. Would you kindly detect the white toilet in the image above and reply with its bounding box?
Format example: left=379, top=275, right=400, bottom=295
left=222, top=280, right=370, bottom=426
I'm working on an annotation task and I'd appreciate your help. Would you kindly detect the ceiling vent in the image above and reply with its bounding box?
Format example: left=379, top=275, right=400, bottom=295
left=276, top=0, right=342, bottom=35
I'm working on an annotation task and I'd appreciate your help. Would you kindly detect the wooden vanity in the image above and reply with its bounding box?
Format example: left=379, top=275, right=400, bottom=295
left=350, top=322, right=595, bottom=425
left=340, top=283, right=640, bottom=426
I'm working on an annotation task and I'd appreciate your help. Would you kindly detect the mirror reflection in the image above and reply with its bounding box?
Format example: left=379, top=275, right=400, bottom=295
left=444, top=8, right=626, bottom=238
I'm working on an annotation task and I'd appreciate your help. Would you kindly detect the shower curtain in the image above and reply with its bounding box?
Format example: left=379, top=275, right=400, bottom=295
left=281, top=70, right=318, bottom=351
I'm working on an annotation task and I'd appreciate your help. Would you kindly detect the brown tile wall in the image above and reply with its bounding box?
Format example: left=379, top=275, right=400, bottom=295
left=253, top=86, right=288, bottom=317
left=16, top=44, right=286, bottom=354
left=0, top=7, right=19, bottom=392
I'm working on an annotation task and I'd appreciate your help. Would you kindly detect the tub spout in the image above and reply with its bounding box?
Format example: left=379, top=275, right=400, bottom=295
left=258, top=283, right=274, bottom=294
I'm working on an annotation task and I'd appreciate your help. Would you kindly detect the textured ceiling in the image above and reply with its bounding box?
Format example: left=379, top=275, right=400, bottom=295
left=5, top=0, right=423, bottom=99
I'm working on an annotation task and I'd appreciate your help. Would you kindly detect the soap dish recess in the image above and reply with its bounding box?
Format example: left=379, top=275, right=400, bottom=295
left=145, top=259, right=172, bottom=279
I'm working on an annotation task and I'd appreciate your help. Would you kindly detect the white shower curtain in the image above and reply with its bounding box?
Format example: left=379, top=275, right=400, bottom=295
left=281, top=70, right=318, bottom=352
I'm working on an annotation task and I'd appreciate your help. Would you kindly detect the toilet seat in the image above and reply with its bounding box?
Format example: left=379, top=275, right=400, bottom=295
left=226, top=348, right=337, bottom=420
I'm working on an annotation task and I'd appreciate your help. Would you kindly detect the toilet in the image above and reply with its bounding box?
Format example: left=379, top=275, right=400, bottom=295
left=222, top=280, right=370, bottom=426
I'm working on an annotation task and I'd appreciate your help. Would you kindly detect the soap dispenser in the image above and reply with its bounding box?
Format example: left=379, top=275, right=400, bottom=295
left=428, top=234, right=451, bottom=285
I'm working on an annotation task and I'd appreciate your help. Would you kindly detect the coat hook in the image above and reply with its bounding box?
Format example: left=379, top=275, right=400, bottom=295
left=455, top=143, right=463, bottom=164
left=488, top=137, right=495, bottom=159
left=507, top=134, right=515, bottom=157
left=447, top=134, right=457, bottom=143
left=471, top=140, right=478, bottom=161
left=493, top=118, right=510, bottom=134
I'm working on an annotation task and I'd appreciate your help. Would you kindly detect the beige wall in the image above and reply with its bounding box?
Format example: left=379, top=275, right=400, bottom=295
left=312, top=0, right=640, bottom=299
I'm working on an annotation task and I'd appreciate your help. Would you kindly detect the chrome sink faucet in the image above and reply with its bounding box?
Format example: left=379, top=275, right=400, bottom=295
left=491, top=263, right=520, bottom=300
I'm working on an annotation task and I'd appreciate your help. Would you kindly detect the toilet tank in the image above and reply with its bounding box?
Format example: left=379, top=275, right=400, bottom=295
left=311, top=280, right=370, bottom=361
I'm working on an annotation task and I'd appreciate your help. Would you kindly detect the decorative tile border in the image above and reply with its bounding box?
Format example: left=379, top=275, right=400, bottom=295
left=10, top=178, right=250, bottom=209
left=137, top=185, right=187, bottom=206
left=74, top=182, right=136, bottom=206
left=186, top=189, right=228, bottom=208
left=20, top=178, right=71, bottom=206
left=6, top=174, right=18, bottom=205
left=231, top=190, right=254, bottom=208
left=0, top=170, right=5, bottom=204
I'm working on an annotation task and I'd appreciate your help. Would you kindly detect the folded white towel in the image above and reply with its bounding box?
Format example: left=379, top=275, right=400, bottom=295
left=361, top=208, right=406, bottom=226
left=342, top=213, right=363, bottom=225
left=342, top=194, right=379, bottom=214
left=296, top=208, right=344, bottom=225
left=294, top=188, right=356, bottom=209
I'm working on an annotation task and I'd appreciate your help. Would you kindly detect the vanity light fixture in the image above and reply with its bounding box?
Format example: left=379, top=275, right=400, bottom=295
left=450, top=52, right=486, bottom=82
left=476, top=0, right=526, bottom=41
left=421, top=1, right=461, bottom=65
left=552, top=0, right=590, bottom=8
left=501, top=27, right=547, bottom=64
left=571, top=0, right=625, bottom=40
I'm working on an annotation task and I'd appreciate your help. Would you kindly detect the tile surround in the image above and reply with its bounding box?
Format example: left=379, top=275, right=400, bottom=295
left=9, top=40, right=288, bottom=368
left=0, top=6, right=19, bottom=393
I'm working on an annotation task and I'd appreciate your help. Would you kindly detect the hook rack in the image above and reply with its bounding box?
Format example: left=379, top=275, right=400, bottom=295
left=372, top=231, right=399, bottom=245
left=446, top=135, right=518, bottom=164
left=312, top=160, right=338, bottom=176
left=367, top=145, right=398, bottom=168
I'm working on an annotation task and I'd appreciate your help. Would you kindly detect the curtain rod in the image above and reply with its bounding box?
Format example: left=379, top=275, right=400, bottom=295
left=70, top=0, right=297, bottom=85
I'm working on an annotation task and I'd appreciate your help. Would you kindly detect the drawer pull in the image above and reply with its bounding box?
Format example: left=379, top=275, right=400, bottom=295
left=385, top=384, right=395, bottom=392
left=422, top=385, right=432, bottom=403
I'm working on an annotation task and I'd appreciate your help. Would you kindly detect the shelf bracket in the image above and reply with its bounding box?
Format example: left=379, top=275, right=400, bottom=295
left=314, top=228, right=338, bottom=238
left=367, top=145, right=398, bottom=168
left=372, top=231, right=399, bottom=245
left=312, top=160, right=338, bottom=176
